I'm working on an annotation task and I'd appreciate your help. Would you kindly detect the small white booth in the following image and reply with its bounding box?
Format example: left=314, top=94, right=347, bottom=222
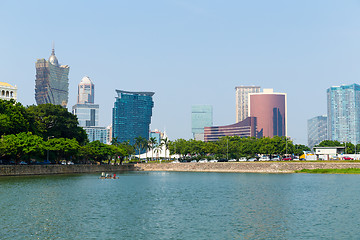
left=313, top=147, right=345, bottom=160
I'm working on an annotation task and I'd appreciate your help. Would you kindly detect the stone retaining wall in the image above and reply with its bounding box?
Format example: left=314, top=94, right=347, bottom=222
left=135, top=162, right=360, bottom=173
left=0, top=164, right=135, bottom=176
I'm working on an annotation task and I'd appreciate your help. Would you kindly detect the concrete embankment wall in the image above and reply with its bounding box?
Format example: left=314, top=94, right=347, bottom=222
left=136, top=162, right=360, bottom=173
left=0, top=164, right=135, bottom=176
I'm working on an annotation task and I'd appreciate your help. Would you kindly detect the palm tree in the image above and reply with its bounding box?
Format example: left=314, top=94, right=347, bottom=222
left=144, top=140, right=149, bottom=162
left=155, top=143, right=163, bottom=160
left=161, top=137, right=170, bottom=160
left=149, top=137, right=157, bottom=161
left=134, top=136, right=146, bottom=160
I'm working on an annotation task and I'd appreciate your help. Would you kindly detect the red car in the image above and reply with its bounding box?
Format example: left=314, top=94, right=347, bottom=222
left=343, top=157, right=354, bottom=160
left=283, top=157, right=292, bottom=161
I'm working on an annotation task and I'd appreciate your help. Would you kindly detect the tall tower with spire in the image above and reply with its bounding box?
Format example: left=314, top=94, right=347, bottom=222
left=35, top=46, right=70, bottom=107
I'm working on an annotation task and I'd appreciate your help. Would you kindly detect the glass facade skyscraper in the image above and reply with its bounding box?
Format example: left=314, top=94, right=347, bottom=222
left=307, top=115, right=328, bottom=149
left=327, top=84, right=360, bottom=144
left=35, top=48, right=69, bottom=107
left=112, top=90, right=154, bottom=145
left=191, top=105, right=213, bottom=141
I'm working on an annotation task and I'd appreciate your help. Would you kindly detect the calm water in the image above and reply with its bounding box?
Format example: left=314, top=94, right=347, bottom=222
left=1, top=171, right=360, bottom=239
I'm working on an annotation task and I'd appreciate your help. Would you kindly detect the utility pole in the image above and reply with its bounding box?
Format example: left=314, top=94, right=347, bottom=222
left=227, top=138, right=229, bottom=160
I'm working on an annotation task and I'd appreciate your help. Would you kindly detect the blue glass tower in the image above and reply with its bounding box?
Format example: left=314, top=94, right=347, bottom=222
left=112, top=90, right=154, bottom=145
left=327, top=84, right=360, bottom=144
left=191, top=105, right=213, bottom=141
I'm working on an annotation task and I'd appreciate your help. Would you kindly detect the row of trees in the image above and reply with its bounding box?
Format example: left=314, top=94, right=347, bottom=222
left=0, top=131, right=135, bottom=165
left=168, top=136, right=310, bottom=160
left=0, top=100, right=134, bottom=164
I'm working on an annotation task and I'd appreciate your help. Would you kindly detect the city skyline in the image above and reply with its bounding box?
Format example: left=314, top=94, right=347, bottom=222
left=2, top=0, right=360, bottom=144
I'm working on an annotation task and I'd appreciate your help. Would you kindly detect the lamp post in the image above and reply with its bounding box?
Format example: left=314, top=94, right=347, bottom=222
left=47, top=136, right=54, bottom=162
left=227, top=138, right=229, bottom=160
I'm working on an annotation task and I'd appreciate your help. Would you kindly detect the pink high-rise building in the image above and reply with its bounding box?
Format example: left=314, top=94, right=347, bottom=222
left=249, top=89, right=287, bottom=138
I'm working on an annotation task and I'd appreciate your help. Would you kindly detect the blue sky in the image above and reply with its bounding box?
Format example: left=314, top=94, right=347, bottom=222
left=1, top=0, right=360, bottom=144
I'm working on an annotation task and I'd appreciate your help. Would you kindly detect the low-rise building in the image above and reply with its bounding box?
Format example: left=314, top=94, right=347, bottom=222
left=0, top=82, right=17, bottom=101
left=204, top=117, right=257, bottom=142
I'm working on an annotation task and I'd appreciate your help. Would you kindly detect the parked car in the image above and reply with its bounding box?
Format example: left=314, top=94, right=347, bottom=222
left=272, top=156, right=280, bottom=161
left=343, top=156, right=354, bottom=160
left=259, top=156, right=270, bottom=161
left=239, top=157, right=247, bottom=162
left=172, top=160, right=180, bottom=163
left=190, top=160, right=197, bottom=163
left=218, top=159, right=228, bottom=162
left=228, top=159, right=237, bottom=162
left=247, top=158, right=257, bottom=162
left=282, top=157, right=293, bottom=161
left=199, top=159, right=208, bottom=163
left=19, top=161, right=28, bottom=165
left=330, top=156, right=340, bottom=160
left=209, top=159, right=218, bottom=162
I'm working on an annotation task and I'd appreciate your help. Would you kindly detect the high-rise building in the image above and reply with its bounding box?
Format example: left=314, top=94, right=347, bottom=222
left=77, top=76, right=94, bottom=104
left=327, top=84, right=360, bottom=144
left=35, top=47, right=69, bottom=107
left=308, top=115, right=328, bottom=149
left=249, top=88, right=287, bottom=138
left=72, top=77, right=99, bottom=127
left=0, top=82, right=17, bottom=101
left=191, top=105, right=213, bottom=141
left=112, top=90, right=154, bottom=145
left=149, top=129, right=164, bottom=146
left=83, top=126, right=108, bottom=144
left=235, top=86, right=261, bottom=123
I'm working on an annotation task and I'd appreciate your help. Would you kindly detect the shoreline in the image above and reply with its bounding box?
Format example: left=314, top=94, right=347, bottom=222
left=3, top=162, right=360, bottom=176
left=0, top=164, right=135, bottom=176
left=135, top=162, right=360, bottom=174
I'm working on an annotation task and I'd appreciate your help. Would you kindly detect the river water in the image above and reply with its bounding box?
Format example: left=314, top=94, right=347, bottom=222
left=1, top=171, right=360, bottom=239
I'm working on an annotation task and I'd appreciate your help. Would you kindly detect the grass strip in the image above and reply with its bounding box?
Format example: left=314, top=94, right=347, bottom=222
left=296, top=168, right=360, bottom=174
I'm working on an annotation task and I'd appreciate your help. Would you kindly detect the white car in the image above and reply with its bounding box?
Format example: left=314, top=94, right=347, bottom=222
left=228, top=159, right=237, bottom=162
left=191, top=160, right=197, bottom=163
left=198, top=159, right=208, bottom=163
left=247, top=158, right=257, bottom=162
left=272, top=157, right=280, bottom=161
left=239, top=157, right=247, bottom=162
left=172, top=160, right=180, bottom=163
left=209, top=159, right=218, bottom=162
left=259, top=156, right=270, bottom=161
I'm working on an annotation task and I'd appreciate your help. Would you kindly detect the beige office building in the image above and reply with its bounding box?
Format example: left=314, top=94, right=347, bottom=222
left=235, top=86, right=260, bottom=122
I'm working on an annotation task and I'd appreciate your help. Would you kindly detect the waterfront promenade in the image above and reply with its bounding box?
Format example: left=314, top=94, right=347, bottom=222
left=0, top=164, right=134, bottom=176
left=2, top=162, right=360, bottom=176
left=136, top=161, right=360, bottom=173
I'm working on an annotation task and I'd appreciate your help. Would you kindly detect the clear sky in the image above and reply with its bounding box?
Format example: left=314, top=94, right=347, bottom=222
left=1, top=0, right=360, bottom=144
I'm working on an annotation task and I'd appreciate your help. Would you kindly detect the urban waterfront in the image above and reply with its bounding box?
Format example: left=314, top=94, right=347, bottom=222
left=1, top=172, right=360, bottom=239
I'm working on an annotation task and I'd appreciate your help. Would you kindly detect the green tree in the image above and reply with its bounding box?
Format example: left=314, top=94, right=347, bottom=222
left=161, top=137, right=170, bottom=159
left=46, top=138, right=80, bottom=163
left=148, top=137, right=157, bottom=160
left=27, top=104, right=88, bottom=145
left=0, top=132, right=44, bottom=163
left=134, top=136, right=147, bottom=159
left=0, top=99, right=32, bottom=135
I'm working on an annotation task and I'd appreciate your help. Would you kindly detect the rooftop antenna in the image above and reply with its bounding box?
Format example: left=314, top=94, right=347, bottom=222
left=52, top=41, right=55, bottom=55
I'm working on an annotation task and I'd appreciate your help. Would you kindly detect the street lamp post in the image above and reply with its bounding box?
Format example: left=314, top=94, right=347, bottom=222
left=47, top=136, right=54, bottom=162
left=227, top=138, right=229, bottom=160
